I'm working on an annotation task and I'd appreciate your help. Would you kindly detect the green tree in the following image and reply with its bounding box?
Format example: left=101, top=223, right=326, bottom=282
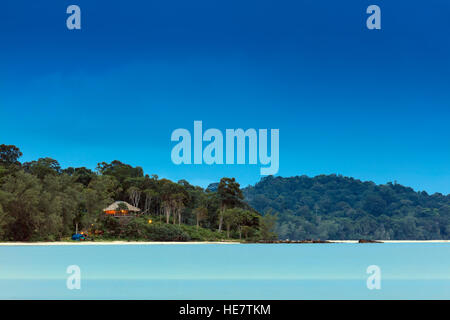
left=0, top=144, right=22, bottom=166
left=194, top=206, right=208, bottom=229
left=23, top=158, right=61, bottom=179
left=0, top=171, right=43, bottom=240
left=260, top=211, right=278, bottom=240
left=217, top=178, right=243, bottom=232
left=222, top=208, right=240, bottom=238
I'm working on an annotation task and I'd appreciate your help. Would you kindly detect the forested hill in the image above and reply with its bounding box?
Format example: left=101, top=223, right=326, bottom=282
left=243, top=175, right=450, bottom=240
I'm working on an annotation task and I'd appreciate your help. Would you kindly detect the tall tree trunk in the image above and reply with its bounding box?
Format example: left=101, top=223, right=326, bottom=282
left=129, top=189, right=141, bottom=208
left=165, top=207, right=170, bottom=224
left=144, top=195, right=152, bottom=214
left=218, top=205, right=224, bottom=232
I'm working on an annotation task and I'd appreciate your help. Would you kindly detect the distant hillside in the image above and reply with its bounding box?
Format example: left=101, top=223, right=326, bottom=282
left=206, top=182, right=219, bottom=193
left=243, top=175, right=450, bottom=240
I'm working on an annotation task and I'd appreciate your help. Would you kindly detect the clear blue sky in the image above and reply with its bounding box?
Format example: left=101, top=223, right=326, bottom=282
left=1, top=0, right=449, bottom=194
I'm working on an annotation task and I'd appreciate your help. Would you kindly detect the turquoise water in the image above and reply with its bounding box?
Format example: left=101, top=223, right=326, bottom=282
left=1, top=243, right=449, bottom=299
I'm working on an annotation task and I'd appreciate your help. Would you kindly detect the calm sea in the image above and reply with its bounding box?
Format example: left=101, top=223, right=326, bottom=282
left=1, top=243, right=449, bottom=299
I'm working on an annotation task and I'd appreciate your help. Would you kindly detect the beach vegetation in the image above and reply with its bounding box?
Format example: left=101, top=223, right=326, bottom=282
left=0, top=144, right=273, bottom=242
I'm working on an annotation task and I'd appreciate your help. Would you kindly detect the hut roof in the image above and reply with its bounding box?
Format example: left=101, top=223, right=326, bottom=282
left=103, top=201, right=141, bottom=212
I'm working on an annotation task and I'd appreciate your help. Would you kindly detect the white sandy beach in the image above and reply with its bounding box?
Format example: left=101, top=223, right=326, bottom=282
left=0, top=241, right=239, bottom=246
left=0, top=240, right=448, bottom=245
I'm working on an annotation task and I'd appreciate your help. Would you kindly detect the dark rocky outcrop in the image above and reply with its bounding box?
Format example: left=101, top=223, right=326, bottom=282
left=358, top=239, right=383, bottom=243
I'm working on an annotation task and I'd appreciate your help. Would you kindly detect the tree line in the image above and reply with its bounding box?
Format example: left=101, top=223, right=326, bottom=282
left=244, top=175, right=450, bottom=240
left=0, top=144, right=277, bottom=242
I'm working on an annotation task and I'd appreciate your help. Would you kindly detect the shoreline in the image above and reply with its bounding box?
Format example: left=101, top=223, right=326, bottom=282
left=0, top=240, right=448, bottom=246
left=0, top=241, right=238, bottom=246
left=330, top=240, right=450, bottom=243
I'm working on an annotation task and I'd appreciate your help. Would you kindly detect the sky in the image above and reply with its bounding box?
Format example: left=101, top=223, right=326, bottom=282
left=0, top=0, right=449, bottom=194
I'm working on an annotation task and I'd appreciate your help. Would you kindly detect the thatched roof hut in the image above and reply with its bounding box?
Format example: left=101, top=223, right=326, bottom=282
left=103, top=201, right=140, bottom=216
